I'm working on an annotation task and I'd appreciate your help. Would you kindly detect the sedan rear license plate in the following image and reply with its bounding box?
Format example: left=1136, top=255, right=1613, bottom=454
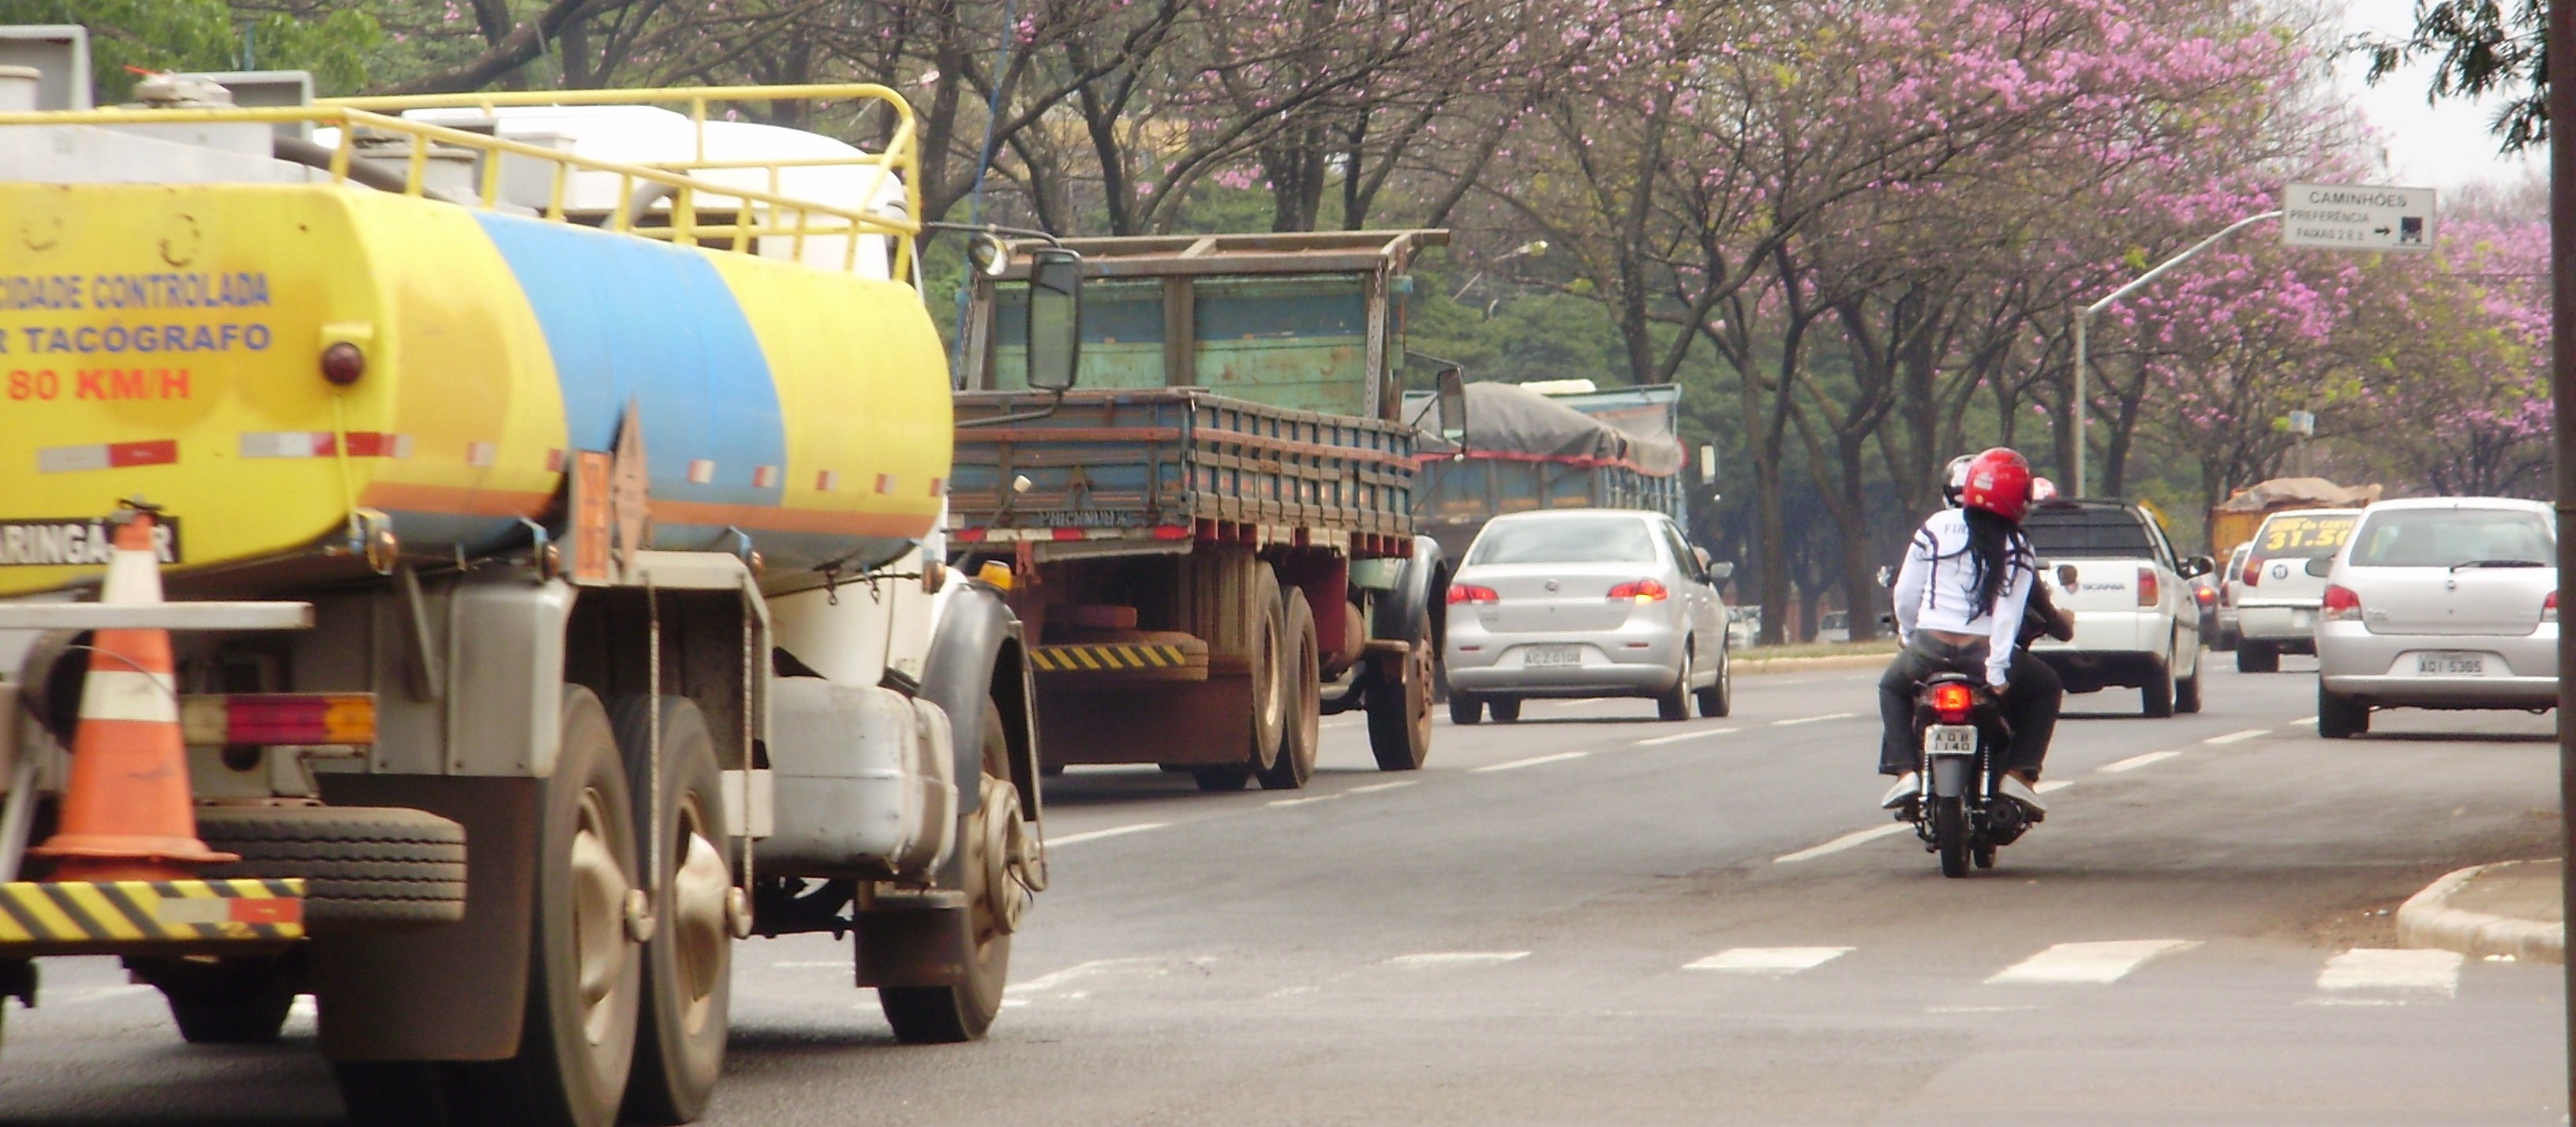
left=1524, top=644, right=1582, bottom=668
left=1925, top=724, right=1976, bottom=756
left=2415, top=651, right=2487, bottom=676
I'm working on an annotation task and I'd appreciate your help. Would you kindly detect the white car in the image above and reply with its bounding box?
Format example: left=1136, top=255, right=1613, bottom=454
left=2020, top=500, right=2214, bottom=717
left=2233, top=508, right=2364, bottom=672
left=2314, top=497, right=2556, bottom=738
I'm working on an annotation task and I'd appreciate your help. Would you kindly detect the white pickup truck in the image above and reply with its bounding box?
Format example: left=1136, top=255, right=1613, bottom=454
left=2020, top=500, right=2215, bottom=717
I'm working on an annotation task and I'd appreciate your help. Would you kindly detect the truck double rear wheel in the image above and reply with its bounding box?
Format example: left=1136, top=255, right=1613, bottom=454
left=1257, top=590, right=1322, bottom=790
left=611, top=696, right=731, bottom=1126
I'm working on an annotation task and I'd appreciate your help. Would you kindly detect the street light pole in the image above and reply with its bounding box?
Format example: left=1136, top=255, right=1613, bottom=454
left=2072, top=209, right=2283, bottom=498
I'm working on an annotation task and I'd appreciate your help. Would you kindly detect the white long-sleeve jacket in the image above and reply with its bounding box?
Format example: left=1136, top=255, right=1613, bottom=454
left=1891, top=508, right=2035, bottom=687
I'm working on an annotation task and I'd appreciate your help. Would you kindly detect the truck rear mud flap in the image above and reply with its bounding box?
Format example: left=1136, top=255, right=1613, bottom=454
left=0, top=878, right=304, bottom=955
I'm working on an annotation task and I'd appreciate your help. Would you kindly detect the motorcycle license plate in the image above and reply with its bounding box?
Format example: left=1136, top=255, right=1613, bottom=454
left=1925, top=724, right=1976, bottom=757
left=1524, top=644, right=1582, bottom=668
left=2415, top=651, right=2486, bottom=676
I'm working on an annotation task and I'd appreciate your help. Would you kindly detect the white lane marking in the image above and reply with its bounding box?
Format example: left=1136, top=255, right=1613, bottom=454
left=2290, top=715, right=2318, bottom=724
left=1772, top=712, right=1860, bottom=727
left=1348, top=780, right=1419, bottom=795
left=1267, top=794, right=1342, bottom=807
left=772, top=960, right=848, bottom=968
left=1473, top=751, right=1588, bottom=773
left=1774, top=823, right=1911, bottom=863
left=1385, top=951, right=1530, bottom=968
left=1046, top=822, right=1171, bottom=847
left=1925, top=1005, right=2042, bottom=1013
left=2034, top=780, right=2074, bottom=794
left=1266, top=985, right=1319, bottom=998
left=1635, top=726, right=1739, bottom=747
left=2204, top=728, right=2269, bottom=745
left=51, top=985, right=152, bottom=1006
left=2315, top=948, right=2464, bottom=998
left=1986, top=939, right=2199, bottom=985
left=1004, top=957, right=1202, bottom=998
left=1684, top=946, right=1852, bottom=975
left=2099, top=751, right=2181, bottom=773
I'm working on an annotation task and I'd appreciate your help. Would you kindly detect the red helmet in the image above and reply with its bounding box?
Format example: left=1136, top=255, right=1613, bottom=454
left=1960, top=448, right=2034, bottom=522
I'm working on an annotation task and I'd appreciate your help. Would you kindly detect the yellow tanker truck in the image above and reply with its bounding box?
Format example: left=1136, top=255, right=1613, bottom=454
left=0, top=41, right=1073, bottom=1127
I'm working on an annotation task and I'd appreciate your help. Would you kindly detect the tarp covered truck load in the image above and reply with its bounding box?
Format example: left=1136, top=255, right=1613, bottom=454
left=1400, top=380, right=1688, bottom=563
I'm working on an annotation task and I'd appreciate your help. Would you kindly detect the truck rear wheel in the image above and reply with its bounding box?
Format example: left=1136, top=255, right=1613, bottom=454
left=459, top=687, right=641, bottom=1127
left=1367, top=608, right=1434, bottom=771
left=1258, top=590, right=1322, bottom=790
left=880, top=706, right=1018, bottom=1043
left=610, top=696, right=730, bottom=1126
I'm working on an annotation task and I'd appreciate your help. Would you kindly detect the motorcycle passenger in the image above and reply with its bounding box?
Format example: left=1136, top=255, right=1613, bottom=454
left=1876, top=448, right=2047, bottom=814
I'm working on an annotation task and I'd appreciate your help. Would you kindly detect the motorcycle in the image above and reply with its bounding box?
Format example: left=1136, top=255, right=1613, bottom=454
left=1900, top=672, right=2036, bottom=877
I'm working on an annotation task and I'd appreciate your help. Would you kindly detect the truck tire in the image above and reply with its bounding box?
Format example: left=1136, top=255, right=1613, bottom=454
left=455, top=687, right=640, bottom=1127
left=193, top=805, right=467, bottom=930
left=881, top=706, right=1017, bottom=1043
left=2237, top=642, right=2278, bottom=673
left=1258, top=590, right=1322, bottom=791
left=135, top=953, right=298, bottom=1044
left=609, top=696, right=730, bottom=1127
left=1367, top=608, right=1435, bottom=771
left=1249, top=568, right=1288, bottom=775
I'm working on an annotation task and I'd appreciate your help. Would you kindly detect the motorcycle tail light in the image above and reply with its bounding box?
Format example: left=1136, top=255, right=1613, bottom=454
left=2322, top=583, right=2362, bottom=622
left=1930, top=682, right=1974, bottom=724
left=2195, top=586, right=2215, bottom=608
left=1606, top=578, right=1668, bottom=604
left=2136, top=567, right=2159, bottom=608
left=1447, top=583, right=1499, bottom=605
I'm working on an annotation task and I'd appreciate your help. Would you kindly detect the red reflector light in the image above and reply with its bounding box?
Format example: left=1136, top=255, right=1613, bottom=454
left=2321, top=583, right=2362, bottom=622
left=1050, top=527, right=1088, bottom=541
left=1151, top=525, right=1193, bottom=541
left=1607, top=578, right=1668, bottom=603
left=950, top=527, right=987, bottom=543
left=1447, top=583, right=1499, bottom=605
left=1930, top=682, right=1975, bottom=724
left=2136, top=567, right=2159, bottom=608
left=183, top=694, right=378, bottom=746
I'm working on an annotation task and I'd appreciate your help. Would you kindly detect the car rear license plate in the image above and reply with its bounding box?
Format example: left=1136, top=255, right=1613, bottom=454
left=1925, top=724, right=1976, bottom=756
left=1524, top=644, right=1582, bottom=668
left=2415, top=651, right=2487, bottom=676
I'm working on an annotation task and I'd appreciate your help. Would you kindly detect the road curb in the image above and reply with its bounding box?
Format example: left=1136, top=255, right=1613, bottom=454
left=1734, top=653, right=1893, bottom=676
left=2396, top=859, right=2564, bottom=964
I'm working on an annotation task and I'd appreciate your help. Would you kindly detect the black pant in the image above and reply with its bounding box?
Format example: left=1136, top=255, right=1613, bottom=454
left=1876, top=638, right=2061, bottom=777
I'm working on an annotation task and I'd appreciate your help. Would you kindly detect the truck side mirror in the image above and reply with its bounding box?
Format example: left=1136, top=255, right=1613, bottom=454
left=1434, top=366, right=1468, bottom=445
left=1024, top=246, right=1083, bottom=393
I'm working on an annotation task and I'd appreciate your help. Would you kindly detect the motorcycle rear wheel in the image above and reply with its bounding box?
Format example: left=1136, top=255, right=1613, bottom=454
left=1933, top=796, right=1970, bottom=878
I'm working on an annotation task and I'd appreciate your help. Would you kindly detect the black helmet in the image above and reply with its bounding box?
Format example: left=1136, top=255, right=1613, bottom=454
left=1939, top=454, right=1975, bottom=508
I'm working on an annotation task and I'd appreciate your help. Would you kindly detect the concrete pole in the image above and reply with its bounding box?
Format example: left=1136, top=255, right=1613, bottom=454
left=2548, top=0, right=2574, bottom=1106
left=2071, top=210, right=2283, bottom=497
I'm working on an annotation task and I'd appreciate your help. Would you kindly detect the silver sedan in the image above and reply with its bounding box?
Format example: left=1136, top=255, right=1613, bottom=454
left=1443, top=510, right=1731, bottom=723
left=2313, top=496, right=2556, bottom=738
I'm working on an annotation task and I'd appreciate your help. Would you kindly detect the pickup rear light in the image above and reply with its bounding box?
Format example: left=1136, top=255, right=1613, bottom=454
left=2546, top=591, right=2558, bottom=624
left=2321, top=583, right=2362, bottom=623
left=181, top=693, right=377, bottom=746
left=1447, top=583, right=1499, bottom=605
left=1606, top=578, right=1668, bottom=604
left=1930, top=682, right=1975, bottom=724
left=2136, top=567, right=2159, bottom=608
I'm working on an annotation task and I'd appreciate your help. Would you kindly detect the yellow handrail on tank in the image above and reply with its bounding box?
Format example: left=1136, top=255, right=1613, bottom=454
left=0, top=84, right=921, bottom=279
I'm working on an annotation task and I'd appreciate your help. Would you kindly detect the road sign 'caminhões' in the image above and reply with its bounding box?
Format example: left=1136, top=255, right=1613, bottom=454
left=2279, top=183, right=2436, bottom=252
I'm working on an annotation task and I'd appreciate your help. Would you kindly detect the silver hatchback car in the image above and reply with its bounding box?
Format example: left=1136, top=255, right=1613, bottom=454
left=2314, top=497, right=2556, bottom=738
left=1443, top=510, right=1732, bottom=723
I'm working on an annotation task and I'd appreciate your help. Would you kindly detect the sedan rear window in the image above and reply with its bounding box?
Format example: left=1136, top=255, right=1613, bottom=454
left=2349, top=509, right=2554, bottom=568
left=2249, top=512, right=2357, bottom=564
left=1468, top=516, right=1660, bottom=565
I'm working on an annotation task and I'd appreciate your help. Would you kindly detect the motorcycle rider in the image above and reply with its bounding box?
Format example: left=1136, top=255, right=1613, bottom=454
left=1876, top=448, right=2050, bottom=814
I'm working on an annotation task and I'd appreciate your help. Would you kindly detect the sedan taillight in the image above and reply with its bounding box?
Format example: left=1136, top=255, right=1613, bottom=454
left=1606, top=578, right=1668, bottom=604
left=2136, top=567, right=2159, bottom=608
left=2321, top=583, right=2362, bottom=622
left=1447, top=583, right=1499, bottom=605
left=2546, top=590, right=2559, bottom=624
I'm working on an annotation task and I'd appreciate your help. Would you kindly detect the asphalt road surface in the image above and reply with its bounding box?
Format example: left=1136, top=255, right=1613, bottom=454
left=0, top=655, right=2563, bottom=1125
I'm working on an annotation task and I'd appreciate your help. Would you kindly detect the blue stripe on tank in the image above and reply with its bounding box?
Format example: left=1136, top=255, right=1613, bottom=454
left=470, top=214, right=785, bottom=516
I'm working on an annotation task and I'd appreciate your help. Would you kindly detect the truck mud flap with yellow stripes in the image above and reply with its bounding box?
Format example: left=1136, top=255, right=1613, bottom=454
left=1029, top=638, right=1209, bottom=681
left=0, top=878, right=304, bottom=953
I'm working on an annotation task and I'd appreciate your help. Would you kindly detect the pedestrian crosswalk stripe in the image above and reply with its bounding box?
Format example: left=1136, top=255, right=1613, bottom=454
left=2316, top=948, right=2463, bottom=998
left=1985, top=939, right=2199, bottom=984
left=1685, top=946, right=1852, bottom=974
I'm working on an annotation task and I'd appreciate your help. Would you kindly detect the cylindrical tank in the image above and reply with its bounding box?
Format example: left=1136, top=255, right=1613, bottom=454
left=0, top=183, right=953, bottom=597
left=0, top=66, right=38, bottom=114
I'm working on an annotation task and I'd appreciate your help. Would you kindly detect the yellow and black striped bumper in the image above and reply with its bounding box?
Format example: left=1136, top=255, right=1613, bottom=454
left=0, top=879, right=304, bottom=950
left=1031, top=643, right=1192, bottom=672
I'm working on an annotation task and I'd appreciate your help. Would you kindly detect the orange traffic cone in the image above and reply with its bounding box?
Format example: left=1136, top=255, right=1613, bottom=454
left=29, top=509, right=235, bottom=882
